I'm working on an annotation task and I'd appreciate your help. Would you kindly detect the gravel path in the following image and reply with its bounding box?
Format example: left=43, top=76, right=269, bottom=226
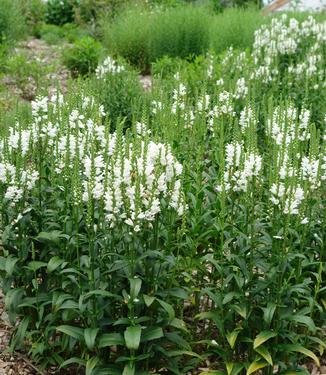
left=1, top=38, right=69, bottom=103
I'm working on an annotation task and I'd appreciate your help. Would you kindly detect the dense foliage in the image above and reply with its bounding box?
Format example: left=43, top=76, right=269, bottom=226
left=45, top=0, right=75, bottom=26
left=63, top=36, right=103, bottom=76
left=0, top=5, right=325, bottom=375
left=0, top=0, right=26, bottom=45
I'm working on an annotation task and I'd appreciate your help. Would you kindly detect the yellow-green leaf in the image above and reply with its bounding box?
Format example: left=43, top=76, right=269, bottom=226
left=253, top=331, right=277, bottom=349
left=233, top=304, right=247, bottom=319
left=246, top=361, right=268, bottom=375
left=321, top=299, right=326, bottom=310
left=282, top=344, right=320, bottom=367
left=226, top=362, right=233, bottom=375
left=254, top=346, right=273, bottom=366
left=226, top=328, right=242, bottom=349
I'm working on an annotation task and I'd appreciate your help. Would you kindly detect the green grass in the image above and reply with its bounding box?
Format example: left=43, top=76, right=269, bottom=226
left=209, top=7, right=265, bottom=53
left=0, top=0, right=26, bottom=45
left=101, top=4, right=268, bottom=72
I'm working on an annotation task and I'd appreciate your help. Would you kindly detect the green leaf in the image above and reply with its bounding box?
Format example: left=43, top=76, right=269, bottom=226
left=284, top=314, right=316, bottom=333
left=165, top=332, right=191, bottom=350
left=253, top=331, right=277, bottom=349
left=246, top=361, right=268, bottom=375
left=157, top=299, right=175, bottom=321
left=47, top=256, right=65, bottom=273
left=58, top=300, right=79, bottom=310
left=262, top=303, right=277, bottom=325
left=321, top=299, right=326, bottom=310
left=60, top=357, right=86, bottom=369
left=231, top=363, right=244, bottom=375
left=278, top=370, right=309, bottom=375
left=222, top=292, right=238, bottom=305
left=122, top=363, right=135, bottom=375
left=143, top=294, right=155, bottom=307
left=141, top=327, right=163, bottom=342
left=129, top=278, right=142, bottom=300
left=84, top=328, right=99, bottom=350
left=124, top=325, right=141, bottom=350
left=225, top=362, right=244, bottom=375
left=36, top=230, right=64, bottom=244
left=4, top=256, right=18, bottom=276
left=86, top=357, right=100, bottom=375
left=57, top=325, right=84, bottom=341
left=281, top=344, right=320, bottom=367
left=98, top=333, right=125, bottom=348
left=167, top=287, right=189, bottom=299
left=169, top=318, right=188, bottom=331
left=25, top=261, right=47, bottom=272
left=255, top=346, right=273, bottom=366
left=226, top=328, right=242, bottom=349
left=200, top=372, right=224, bottom=375
left=11, top=316, right=30, bottom=349
left=167, top=350, right=202, bottom=359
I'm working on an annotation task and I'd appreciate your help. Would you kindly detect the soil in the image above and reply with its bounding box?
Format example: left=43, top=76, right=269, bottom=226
left=0, top=38, right=70, bottom=104
left=1, top=37, right=151, bottom=106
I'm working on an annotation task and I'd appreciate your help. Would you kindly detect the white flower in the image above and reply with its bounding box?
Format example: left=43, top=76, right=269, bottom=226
left=96, top=56, right=125, bottom=78
left=301, top=217, right=309, bottom=224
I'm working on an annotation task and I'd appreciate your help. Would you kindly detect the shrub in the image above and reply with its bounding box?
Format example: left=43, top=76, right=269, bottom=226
left=62, top=23, right=89, bottom=43
left=74, top=0, right=126, bottom=25
left=152, top=55, right=186, bottom=78
left=4, top=54, right=46, bottom=100
left=39, top=23, right=89, bottom=44
left=62, top=36, right=102, bottom=76
left=39, top=24, right=65, bottom=44
left=0, top=0, right=26, bottom=45
left=20, top=0, right=46, bottom=37
left=45, top=0, right=75, bottom=25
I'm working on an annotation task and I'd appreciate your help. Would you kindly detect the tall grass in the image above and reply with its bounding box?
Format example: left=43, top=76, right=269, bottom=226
left=101, top=4, right=212, bottom=72
left=101, top=5, right=153, bottom=72
left=101, top=3, right=326, bottom=73
left=0, top=0, right=26, bottom=45
left=209, top=7, right=264, bottom=53
left=149, top=6, right=211, bottom=61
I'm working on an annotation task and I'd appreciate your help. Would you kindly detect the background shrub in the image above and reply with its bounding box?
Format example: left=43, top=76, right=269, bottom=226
left=62, top=23, right=90, bottom=43
left=45, top=0, right=75, bottom=25
left=62, top=36, right=102, bottom=76
left=20, top=0, right=46, bottom=37
left=0, top=0, right=26, bottom=45
left=39, top=24, right=65, bottom=45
